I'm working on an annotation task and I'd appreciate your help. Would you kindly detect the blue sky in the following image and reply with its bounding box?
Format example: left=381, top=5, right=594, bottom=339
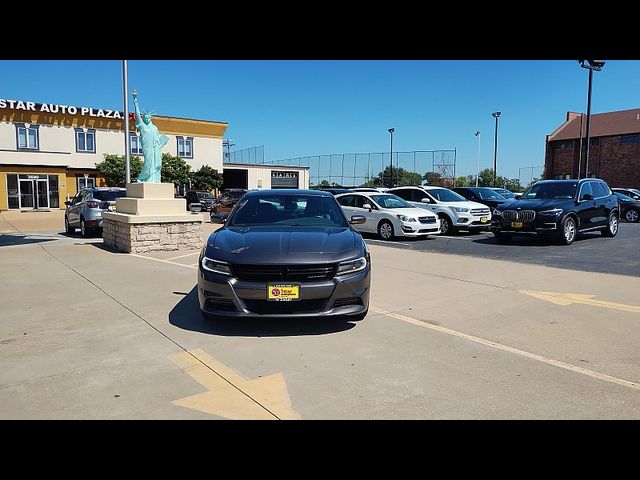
left=2, top=60, right=639, bottom=183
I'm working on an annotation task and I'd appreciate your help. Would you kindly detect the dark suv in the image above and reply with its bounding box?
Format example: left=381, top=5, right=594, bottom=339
left=185, top=190, right=216, bottom=211
left=490, top=178, right=619, bottom=245
left=452, top=187, right=508, bottom=209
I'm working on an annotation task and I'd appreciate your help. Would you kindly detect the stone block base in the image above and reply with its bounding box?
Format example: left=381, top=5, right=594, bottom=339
left=103, top=219, right=202, bottom=254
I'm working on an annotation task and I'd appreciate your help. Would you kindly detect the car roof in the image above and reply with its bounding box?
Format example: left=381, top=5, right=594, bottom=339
left=243, top=189, right=333, bottom=198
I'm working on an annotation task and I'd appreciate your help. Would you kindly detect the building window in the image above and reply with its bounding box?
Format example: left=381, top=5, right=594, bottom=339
left=130, top=134, right=143, bottom=155
left=15, top=123, right=39, bottom=150
left=552, top=174, right=571, bottom=180
left=554, top=141, right=573, bottom=149
left=77, top=176, right=96, bottom=190
left=7, top=174, right=19, bottom=209
left=75, top=128, right=96, bottom=153
left=620, top=134, right=640, bottom=144
left=177, top=136, right=193, bottom=158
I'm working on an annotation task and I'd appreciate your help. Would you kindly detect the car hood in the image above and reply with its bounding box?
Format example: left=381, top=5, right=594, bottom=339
left=384, top=207, right=437, bottom=218
left=206, top=226, right=363, bottom=264
left=497, top=199, right=573, bottom=210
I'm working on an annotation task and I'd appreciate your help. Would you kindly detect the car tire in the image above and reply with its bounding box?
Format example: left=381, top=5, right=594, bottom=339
left=438, top=215, right=456, bottom=235
left=493, top=232, right=512, bottom=243
left=378, top=220, right=394, bottom=240
left=624, top=208, right=639, bottom=223
left=601, top=211, right=619, bottom=237
left=65, top=215, right=75, bottom=234
left=80, top=218, right=91, bottom=238
left=557, top=215, right=577, bottom=245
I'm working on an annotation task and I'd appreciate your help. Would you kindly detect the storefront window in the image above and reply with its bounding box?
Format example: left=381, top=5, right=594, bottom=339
left=7, top=174, right=19, bottom=209
left=48, top=175, right=59, bottom=208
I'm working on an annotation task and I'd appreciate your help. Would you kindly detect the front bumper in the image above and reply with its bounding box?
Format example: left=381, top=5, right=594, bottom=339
left=197, top=264, right=371, bottom=319
left=490, top=216, right=559, bottom=234
left=399, top=218, right=441, bottom=236
left=453, top=213, right=491, bottom=229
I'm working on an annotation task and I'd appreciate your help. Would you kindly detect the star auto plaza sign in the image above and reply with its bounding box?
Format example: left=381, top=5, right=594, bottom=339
left=0, top=98, right=135, bottom=120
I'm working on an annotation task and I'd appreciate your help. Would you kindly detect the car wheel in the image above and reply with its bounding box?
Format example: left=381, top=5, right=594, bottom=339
left=65, top=215, right=75, bottom=234
left=493, top=232, right=512, bottom=243
left=601, top=212, right=619, bottom=237
left=624, top=208, right=639, bottom=223
left=438, top=215, right=456, bottom=235
left=378, top=220, right=394, bottom=240
left=557, top=216, right=577, bottom=245
left=80, top=218, right=90, bottom=238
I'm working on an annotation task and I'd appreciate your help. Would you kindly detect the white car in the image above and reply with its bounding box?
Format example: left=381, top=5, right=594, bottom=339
left=335, top=192, right=440, bottom=240
left=387, top=186, right=491, bottom=235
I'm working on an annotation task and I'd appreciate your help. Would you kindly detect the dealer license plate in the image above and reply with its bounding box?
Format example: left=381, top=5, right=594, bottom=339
left=267, top=284, right=300, bottom=301
left=480, top=217, right=488, bottom=223
left=511, top=221, right=523, bottom=228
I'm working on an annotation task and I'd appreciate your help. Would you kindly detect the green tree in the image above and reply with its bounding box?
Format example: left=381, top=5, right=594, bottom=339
left=372, top=165, right=422, bottom=187
left=423, top=171, right=443, bottom=186
left=95, top=154, right=143, bottom=186
left=455, top=176, right=472, bottom=187
left=503, top=178, right=522, bottom=192
left=190, top=165, right=223, bottom=191
left=161, top=153, right=191, bottom=188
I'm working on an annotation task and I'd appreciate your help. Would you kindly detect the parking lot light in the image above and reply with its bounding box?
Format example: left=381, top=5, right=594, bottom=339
left=579, top=60, right=606, bottom=178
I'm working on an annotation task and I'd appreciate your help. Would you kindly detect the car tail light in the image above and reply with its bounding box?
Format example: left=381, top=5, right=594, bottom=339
left=86, top=201, right=100, bottom=208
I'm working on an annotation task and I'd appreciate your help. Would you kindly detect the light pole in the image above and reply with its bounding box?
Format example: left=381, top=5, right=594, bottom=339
left=579, top=60, right=605, bottom=178
left=491, top=112, right=501, bottom=187
left=123, top=60, right=131, bottom=184
left=474, top=131, right=480, bottom=187
left=388, top=128, right=395, bottom=188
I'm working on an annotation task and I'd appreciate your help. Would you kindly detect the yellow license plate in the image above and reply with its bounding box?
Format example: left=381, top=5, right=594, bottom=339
left=480, top=217, right=488, bottom=223
left=267, top=284, right=300, bottom=301
left=511, top=221, right=523, bottom=228
left=112, top=205, right=117, bottom=212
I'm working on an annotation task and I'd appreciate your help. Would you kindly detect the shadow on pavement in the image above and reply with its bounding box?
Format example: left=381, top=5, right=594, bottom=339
left=169, top=287, right=356, bottom=337
left=472, top=232, right=602, bottom=246
left=0, top=233, right=57, bottom=247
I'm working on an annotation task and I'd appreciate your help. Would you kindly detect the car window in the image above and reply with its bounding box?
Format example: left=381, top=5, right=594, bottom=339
left=354, top=195, right=368, bottom=209
left=476, top=188, right=506, bottom=200
left=590, top=181, right=607, bottom=198
left=92, top=191, right=127, bottom=201
left=615, top=192, right=634, bottom=201
left=228, top=194, right=348, bottom=227
left=412, top=189, right=430, bottom=202
left=391, top=189, right=411, bottom=201
left=426, top=188, right=466, bottom=202
left=370, top=194, right=413, bottom=209
left=598, top=182, right=612, bottom=196
left=522, top=182, right=578, bottom=200
left=579, top=182, right=593, bottom=200
left=337, top=195, right=355, bottom=207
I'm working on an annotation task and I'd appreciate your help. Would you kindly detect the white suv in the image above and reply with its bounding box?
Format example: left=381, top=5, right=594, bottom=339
left=388, top=186, right=491, bottom=234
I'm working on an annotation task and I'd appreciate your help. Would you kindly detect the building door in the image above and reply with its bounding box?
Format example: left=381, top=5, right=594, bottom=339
left=36, top=179, right=49, bottom=209
left=19, top=179, right=34, bottom=209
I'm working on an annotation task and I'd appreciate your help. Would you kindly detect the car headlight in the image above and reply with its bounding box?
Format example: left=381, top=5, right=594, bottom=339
left=539, top=208, right=563, bottom=216
left=492, top=208, right=503, bottom=216
left=396, top=214, right=416, bottom=222
left=201, top=256, right=232, bottom=275
left=336, top=256, right=367, bottom=275
left=449, top=207, right=469, bottom=214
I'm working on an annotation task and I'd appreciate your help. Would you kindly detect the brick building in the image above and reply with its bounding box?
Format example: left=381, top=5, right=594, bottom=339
left=544, top=108, right=640, bottom=188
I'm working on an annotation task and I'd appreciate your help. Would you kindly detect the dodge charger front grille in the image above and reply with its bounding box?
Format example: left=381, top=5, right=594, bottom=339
left=231, top=263, right=337, bottom=282
left=502, top=210, right=536, bottom=222
left=243, top=299, right=327, bottom=314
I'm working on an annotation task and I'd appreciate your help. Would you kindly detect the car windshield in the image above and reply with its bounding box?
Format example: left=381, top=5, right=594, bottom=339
left=427, top=188, right=466, bottom=202
left=615, top=192, right=634, bottom=201
left=521, top=182, right=577, bottom=200
left=370, top=194, right=412, bottom=209
left=228, top=194, right=349, bottom=227
left=92, top=190, right=127, bottom=201
left=495, top=189, right=515, bottom=199
left=197, top=193, right=214, bottom=199
left=475, top=188, right=506, bottom=200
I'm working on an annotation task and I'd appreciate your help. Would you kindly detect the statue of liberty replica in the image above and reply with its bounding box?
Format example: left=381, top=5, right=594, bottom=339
left=133, top=91, right=169, bottom=183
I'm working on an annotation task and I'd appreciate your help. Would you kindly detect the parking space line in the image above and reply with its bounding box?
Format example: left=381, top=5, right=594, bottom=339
left=437, top=235, right=472, bottom=240
left=366, top=239, right=411, bottom=246
left=165, top=252, right=201, bottom=261
left=370, top=306, right=640, bottom=391
left=129, top=253, right=197, bottom=269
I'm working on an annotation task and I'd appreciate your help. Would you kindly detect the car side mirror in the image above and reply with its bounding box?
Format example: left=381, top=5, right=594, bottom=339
left=350, top=215, right=366, bottom=225
left=64, top=201, right=71, bottom=206
left=420, top=198, right=431, bottom=203
left=362, top=203, right=373, bottom=211
left=581, top=193, right=593, bottom=201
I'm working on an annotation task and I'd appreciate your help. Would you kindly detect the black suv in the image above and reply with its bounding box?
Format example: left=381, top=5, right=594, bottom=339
left=490, top=179, right=619, bottom=245
left=452, top=186, right=508, bottom=209
left=185, top=190, right=216, bottom=211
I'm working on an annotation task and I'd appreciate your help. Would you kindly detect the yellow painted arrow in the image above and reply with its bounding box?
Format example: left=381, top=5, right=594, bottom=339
left=169, top=349, right=301, bottom=420
left=520, top=290, right=640, bottom=314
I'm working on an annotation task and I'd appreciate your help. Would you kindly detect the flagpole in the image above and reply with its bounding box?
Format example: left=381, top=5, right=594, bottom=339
left=123, top=60, right=131, bottom=184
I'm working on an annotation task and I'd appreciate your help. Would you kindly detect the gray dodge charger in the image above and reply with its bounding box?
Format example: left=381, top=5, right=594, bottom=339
left=197, top=189, right=371, bottom=320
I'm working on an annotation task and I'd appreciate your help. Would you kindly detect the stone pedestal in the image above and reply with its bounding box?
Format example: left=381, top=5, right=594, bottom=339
left=102, top=183, right=203, bottom=254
